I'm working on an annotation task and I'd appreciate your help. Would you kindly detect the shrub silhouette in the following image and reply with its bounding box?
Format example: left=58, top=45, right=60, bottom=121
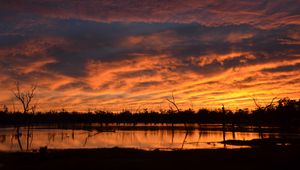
left=0, top=98, right=299, bottom=128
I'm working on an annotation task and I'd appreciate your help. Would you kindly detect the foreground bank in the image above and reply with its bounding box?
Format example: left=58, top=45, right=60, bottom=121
left=0, top=146, right=299, bottom=170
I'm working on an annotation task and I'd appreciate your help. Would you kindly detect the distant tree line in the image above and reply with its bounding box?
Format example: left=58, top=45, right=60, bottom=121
left=0, top=98, right=299, bottom=128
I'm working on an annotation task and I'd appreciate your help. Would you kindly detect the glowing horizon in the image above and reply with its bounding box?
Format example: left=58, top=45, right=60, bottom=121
left=0, top=0, right=300, bottom=112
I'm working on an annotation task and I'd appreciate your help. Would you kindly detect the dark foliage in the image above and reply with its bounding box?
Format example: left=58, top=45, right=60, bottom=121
left=0, top=98, right=299, bottom=128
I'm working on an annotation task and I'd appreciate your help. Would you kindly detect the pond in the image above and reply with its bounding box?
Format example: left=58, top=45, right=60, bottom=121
left=0, top=123, right=289, bottom=152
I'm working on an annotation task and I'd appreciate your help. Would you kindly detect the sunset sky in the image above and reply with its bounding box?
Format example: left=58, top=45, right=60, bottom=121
left=0, top=0, right=300, bottom=112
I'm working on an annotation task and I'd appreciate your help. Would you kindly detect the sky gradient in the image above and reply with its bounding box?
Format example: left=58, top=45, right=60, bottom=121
left=1, top=0, right=300, bottom=112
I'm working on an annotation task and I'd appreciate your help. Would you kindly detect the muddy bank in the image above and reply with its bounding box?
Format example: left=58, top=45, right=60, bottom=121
left=0, top=147, right=299, bottom=170
left=222, top=137, right=300, bottom=147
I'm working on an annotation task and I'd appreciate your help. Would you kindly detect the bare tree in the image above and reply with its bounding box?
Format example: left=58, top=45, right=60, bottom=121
left=11, top=82, right=37, bottom=152
left=166, top=92, right=180, bottom=112
left=12, top=82, right=37, bottom=114
left=253, top=96, right=277, bottom=111
left=252, top=96, right=277, bottom=139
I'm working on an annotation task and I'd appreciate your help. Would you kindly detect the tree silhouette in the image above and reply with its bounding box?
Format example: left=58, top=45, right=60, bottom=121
left=12, top=82, right=37, bottom=114
left=166, top=92, right=180, bottom=112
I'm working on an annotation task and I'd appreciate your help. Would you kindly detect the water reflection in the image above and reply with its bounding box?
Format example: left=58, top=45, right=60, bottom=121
left=0, top=124, right=281, bottom=152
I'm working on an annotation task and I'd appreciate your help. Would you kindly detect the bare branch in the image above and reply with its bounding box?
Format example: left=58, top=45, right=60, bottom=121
left=265, top=97, right=277, bottom=110
left=253, top=97, right=278, bottom=111
left=252, top=98, right=261, bottom=109
left=166, top=92, right=180, bottom=112
left=12, top=81, right=37, bottom=114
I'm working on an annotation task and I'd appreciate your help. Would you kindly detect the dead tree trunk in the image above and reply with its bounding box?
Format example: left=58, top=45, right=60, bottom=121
left=222, top=104, right=226, bottom=148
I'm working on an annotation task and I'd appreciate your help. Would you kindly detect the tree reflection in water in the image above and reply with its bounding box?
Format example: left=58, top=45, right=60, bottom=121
left=0, top=124, right=283, bottom=152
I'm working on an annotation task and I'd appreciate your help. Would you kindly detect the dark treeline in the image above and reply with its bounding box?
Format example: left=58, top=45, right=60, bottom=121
left=0, top=98, right=299, bottom=128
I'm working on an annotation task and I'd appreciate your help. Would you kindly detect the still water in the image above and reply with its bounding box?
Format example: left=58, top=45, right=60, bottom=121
left=0, top=124, right=281, bottom=152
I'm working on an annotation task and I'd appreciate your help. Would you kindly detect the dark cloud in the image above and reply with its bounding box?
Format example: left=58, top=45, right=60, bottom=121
left=1, top=11, right=300, bottom=78
left=0, top=34, right=25, bottom=47
left=41, top=21, right=184, bottom=77
left=1, top=0, right=300, bottom=28
left=56, top=81, right=93, bottom=92
left=287, top=78, right=300, bottom=85
left=132, top=81, right=161, bottom=91
left=262, top=63, right=300, bottom=73
left=115, top=69, right=157, bottom=79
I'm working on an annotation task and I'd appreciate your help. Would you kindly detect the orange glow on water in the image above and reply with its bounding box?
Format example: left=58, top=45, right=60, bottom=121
left=0, top=125, right=281, bottom=151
